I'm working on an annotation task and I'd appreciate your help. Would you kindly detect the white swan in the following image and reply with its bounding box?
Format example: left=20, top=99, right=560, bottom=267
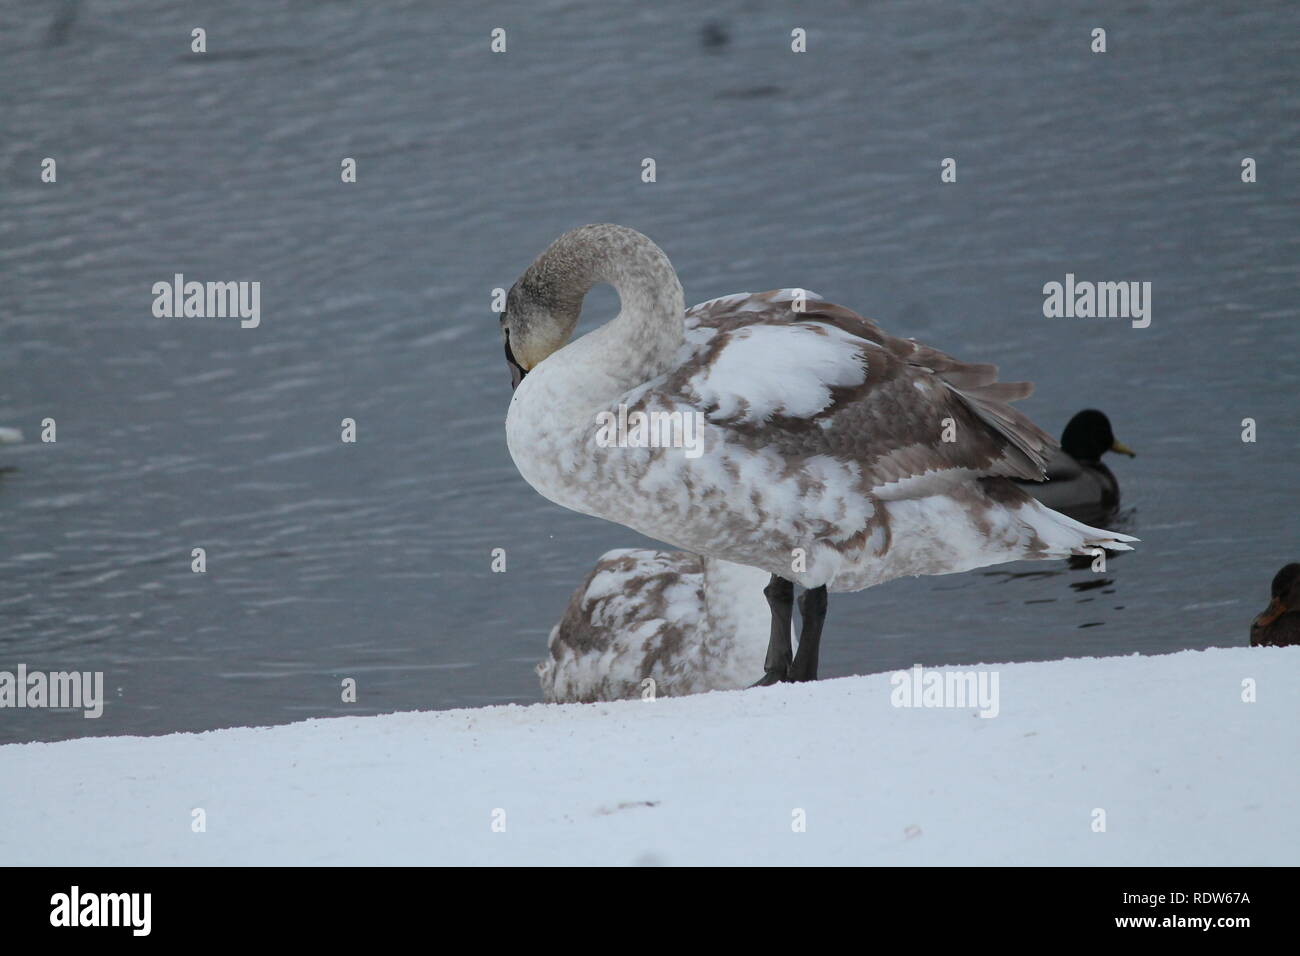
left=538, top=549, right=770, bottom=702
left=503, top=224, right=1136, bottom=684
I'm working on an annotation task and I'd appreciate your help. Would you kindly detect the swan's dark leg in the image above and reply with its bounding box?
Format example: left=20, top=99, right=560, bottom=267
left=787, top=586, right=828, bottom=682
left=752, top=575, right=794, bottom=686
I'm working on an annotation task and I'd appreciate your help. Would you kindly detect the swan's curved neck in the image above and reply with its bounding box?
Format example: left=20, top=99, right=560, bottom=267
left=528, top=224, right=686, bottom=388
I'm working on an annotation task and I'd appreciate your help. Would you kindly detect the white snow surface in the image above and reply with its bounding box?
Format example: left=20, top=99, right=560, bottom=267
left=0, top=647, right=1294, bottom=866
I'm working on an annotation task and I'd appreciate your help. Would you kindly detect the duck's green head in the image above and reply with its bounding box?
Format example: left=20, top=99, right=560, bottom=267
left=1060, top=409, right=1135, bottom=463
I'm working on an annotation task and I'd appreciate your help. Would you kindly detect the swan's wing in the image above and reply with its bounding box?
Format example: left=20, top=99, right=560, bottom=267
left=664, top=289, right=1057, bottom=487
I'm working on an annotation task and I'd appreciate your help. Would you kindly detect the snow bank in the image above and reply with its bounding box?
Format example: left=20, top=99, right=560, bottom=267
left=0, top=647, right=1294, bottom=865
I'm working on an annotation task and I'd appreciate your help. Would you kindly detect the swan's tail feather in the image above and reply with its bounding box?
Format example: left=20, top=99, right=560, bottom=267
left=1016, top=497, right=1138, bottom=558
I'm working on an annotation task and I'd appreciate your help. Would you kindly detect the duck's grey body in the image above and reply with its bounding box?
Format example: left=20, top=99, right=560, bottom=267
left=1027, top=447, right=1121, bottom=526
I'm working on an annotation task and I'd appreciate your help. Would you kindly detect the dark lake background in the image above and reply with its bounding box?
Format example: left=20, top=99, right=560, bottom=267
left=2, top=0, right=1296, bottom=743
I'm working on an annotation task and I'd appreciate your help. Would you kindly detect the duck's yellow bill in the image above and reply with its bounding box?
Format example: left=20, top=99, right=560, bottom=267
left=1110, top=439, right=1136, bottom=457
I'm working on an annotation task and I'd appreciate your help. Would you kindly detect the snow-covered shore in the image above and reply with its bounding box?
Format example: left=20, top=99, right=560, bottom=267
left=1, top=647, right=1294, bottom=866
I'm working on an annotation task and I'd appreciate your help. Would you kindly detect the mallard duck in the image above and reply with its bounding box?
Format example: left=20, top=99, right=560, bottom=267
left=1251, top=563, right=1300, bottom=647
left=538, top=549, right=770, bottom=702
left=501, top=224, right=1135, bottom=685
left=1015, top=409, right=1134, bottom=525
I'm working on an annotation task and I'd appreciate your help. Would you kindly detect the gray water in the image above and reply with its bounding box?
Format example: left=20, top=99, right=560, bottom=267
left=1, top=0, right=1297, bottom=744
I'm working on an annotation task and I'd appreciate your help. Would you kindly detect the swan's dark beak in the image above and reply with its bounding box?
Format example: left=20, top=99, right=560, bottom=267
left=1110, top=439, right=1136, bottom=457
left=504, top=331, right=527, bottom=390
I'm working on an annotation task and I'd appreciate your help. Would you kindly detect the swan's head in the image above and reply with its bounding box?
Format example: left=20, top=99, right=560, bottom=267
left=500, top=271, right=583, bottom=390
left=501, top=223, right=669, bottom=390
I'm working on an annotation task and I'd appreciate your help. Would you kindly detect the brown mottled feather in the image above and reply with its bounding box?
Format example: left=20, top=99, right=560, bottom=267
left=680, top=290, right=1056, bottom=488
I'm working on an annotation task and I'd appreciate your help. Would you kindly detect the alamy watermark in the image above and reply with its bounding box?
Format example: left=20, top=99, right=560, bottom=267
left=595, top=405, right=705, bottom=459
left=0, top=664, right=104, bottom=718
left=1042, top=273, right=1150, bottom=328
left=890, top=663, right=1000, bottom=718
left=152, top=274, right=260, bottom=328
left=50, top=886, right=150, bottom=936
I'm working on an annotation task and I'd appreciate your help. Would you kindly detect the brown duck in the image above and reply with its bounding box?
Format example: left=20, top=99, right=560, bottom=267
left=1251, top=563, right=1300, bottom=647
